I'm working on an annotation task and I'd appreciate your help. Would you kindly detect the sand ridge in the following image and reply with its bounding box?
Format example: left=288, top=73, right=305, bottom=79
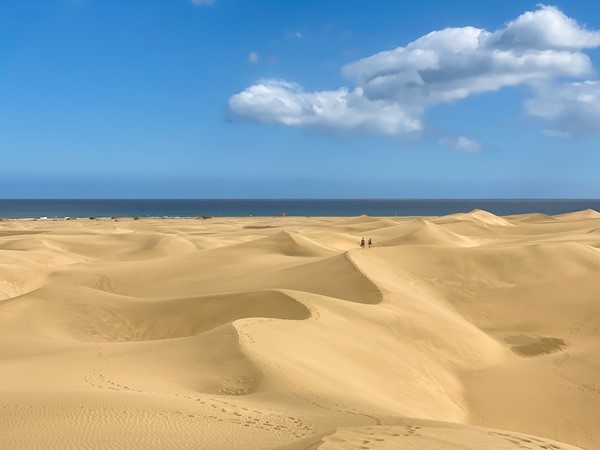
left=1, top=211, right=599, bottom=449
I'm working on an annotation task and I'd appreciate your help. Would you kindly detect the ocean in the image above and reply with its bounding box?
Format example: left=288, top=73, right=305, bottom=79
left=0, top=199, right=599, bottom=219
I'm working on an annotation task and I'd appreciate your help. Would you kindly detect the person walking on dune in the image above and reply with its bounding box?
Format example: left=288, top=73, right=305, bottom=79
left=360, top=237, right=365, bottom=249
left=368, top=238, right=372, bottom=248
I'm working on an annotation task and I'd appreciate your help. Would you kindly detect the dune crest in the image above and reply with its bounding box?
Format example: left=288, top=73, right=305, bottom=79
left=447, top=209, right=513, bottom=226
left=234, top=230, right=336, bottom=257
left=371, top=219, right=474, bottom=247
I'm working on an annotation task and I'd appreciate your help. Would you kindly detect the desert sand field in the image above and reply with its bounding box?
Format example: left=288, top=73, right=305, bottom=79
left=1, top=210, right=599, bottom=449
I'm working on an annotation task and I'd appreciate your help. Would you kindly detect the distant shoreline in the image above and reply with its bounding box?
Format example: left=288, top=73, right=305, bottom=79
left=1, top=199, right=600, bottom=220
left=1, top=209, right=599, bottom=223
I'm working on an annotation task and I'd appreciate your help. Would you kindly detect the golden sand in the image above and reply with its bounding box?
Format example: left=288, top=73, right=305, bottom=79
left=1, top=211, right=599, bottom=449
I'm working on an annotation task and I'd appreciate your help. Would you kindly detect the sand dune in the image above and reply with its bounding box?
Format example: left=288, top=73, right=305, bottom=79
left=1, top=211, right=600, bottom=449
left=2, top=285, right=309, bottom=342
left=370, top=218, right=474, bottom=247
left=232, top=231, right=337, bottom=257
left=556, top=209, right=600, bottom=220
left=444, top=209, right=513, bottom=226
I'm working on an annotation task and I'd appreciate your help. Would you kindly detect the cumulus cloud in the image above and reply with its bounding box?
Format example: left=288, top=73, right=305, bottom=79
left=526, top=81, right=600, bottom=136
left=229, top=5, right=600, bottom=140
left=229, top=80, right=422, bottom=135
left=488, top=5, right=600, bottom=50
left=342, top=25, right=591, bottom=106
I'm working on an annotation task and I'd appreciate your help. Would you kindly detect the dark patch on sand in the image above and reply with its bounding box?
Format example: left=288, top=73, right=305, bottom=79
left=506, top=335, right=568, bottom=357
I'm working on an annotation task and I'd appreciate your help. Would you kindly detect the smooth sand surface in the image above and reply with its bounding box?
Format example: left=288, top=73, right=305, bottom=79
left=1, top=211, right=599, bottom=449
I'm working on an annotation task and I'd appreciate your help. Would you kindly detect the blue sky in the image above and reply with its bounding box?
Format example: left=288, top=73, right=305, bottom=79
left=1, top=0, right=600, bottom=198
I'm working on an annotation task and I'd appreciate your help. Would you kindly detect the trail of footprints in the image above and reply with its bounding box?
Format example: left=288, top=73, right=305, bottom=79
left=486, top=430, right=566, bottom=450
left=321, top=426, right=575, bottom=450
left=541, top=295, right=600, bottom=448
left=323, top=425, right=419, bottom=449
left=554, top=297, right=600, bottom=399
left=83, top=338, right=315, bottom=440
left=235, top=308, right=385, bottom=429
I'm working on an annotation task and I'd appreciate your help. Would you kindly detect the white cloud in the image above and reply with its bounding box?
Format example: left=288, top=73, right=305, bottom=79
left=229, top=80, right=422, bottom=135
left=342, top=25, right=592, bottom=106
left=229, top=5, right=600, bottom=141
left=248, top=52, right=259, bottom=64
left=488, top=5, right=600, bottom=50
left=527, top=81, right=600, bottom=136
left=439, top=136, right=482, bottom=152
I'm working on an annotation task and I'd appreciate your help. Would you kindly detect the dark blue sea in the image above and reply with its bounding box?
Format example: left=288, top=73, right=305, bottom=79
left=0, top=199, right=599, bottom=219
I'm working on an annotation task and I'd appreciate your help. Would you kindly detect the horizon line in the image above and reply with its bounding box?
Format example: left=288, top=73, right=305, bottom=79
left=1, top=198, right=600, bottom=202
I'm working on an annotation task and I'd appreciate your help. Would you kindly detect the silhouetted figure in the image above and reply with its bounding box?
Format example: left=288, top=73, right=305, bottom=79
left=368, top=238, right=372, bottom=248
left=360, top=237, right=365, bottom=248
